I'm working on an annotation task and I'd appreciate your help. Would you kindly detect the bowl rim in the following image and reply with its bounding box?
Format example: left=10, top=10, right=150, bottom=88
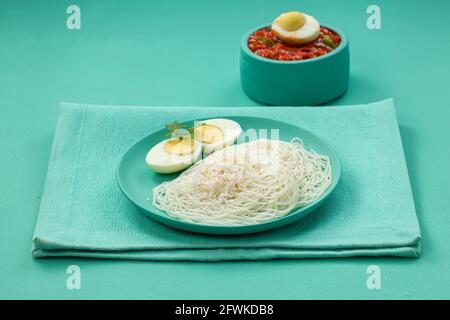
left=241, top=23, right=349, bottom=64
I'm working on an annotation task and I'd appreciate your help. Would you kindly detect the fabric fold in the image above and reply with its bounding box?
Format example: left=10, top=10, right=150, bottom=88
left=32, top=99, right=421, bottom=261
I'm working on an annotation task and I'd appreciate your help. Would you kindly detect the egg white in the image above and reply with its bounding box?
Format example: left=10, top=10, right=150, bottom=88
left=197, top=118, right=242, bottom=154
left=145, top=139, right=202, bottom=174
left=272, top=13, right=320, bottom=45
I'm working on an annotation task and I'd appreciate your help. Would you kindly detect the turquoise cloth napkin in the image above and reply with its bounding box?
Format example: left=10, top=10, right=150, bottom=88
left=32, top=99, right=421, bottom=261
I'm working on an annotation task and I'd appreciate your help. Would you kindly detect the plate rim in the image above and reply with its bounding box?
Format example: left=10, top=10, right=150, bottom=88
left=116, top=115, right=342, bottom=234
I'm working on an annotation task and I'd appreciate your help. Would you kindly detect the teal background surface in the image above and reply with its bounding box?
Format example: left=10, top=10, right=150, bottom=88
left=0, top=0, right=449, bottom=299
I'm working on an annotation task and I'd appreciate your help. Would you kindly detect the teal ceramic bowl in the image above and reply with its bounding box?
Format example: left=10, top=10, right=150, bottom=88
left=116, top=116, right=341, bottom=235
left=240, top=24, right=350, bottom=106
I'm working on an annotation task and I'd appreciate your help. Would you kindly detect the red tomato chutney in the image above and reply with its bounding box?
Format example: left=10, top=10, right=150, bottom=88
left=248, top=26, right=341, bottom=61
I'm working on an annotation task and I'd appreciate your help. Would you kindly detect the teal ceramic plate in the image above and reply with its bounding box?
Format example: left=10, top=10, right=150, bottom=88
left=116, top=116, right=341, bottom=235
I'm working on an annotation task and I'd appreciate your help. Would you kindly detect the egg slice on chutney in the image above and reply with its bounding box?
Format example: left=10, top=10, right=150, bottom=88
left=271, top=11, right=320, bottom=45
left=145, top=137, right=202, bottom=174
left=194, top=118, right=242, bottom=154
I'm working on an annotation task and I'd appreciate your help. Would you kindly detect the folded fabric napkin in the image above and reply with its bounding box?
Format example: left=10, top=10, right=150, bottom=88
left=32, top=99, right=421, bottom=261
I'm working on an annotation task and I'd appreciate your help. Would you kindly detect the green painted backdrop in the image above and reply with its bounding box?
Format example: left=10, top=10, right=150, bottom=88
left=0, top=0, right=449, bottom=299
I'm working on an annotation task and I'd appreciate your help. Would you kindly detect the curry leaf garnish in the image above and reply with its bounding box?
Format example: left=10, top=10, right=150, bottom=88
left=165, top=121, right=188, bottom=139
left=323, top=35, right=337, bottom=49
left=256, top=35, right=275, bottom=47
left=165, top=121, right=183, bottom=132
left=165, top=121, right=204, bottom=140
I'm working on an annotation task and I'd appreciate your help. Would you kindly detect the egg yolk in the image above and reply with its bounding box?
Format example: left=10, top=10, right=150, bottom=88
left=164, top=138, right=194, bottom=155
left=276, top=11, right=305, bottom=31
left=194, top=124, right=224, bottom=144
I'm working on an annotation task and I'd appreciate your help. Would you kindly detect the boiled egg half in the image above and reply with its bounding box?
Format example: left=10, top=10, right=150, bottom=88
left=146, top=137, right=202, bottom=174
left=194, top=118, right=242, bottom=154
left=272, top=11, right=320, bottom=45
